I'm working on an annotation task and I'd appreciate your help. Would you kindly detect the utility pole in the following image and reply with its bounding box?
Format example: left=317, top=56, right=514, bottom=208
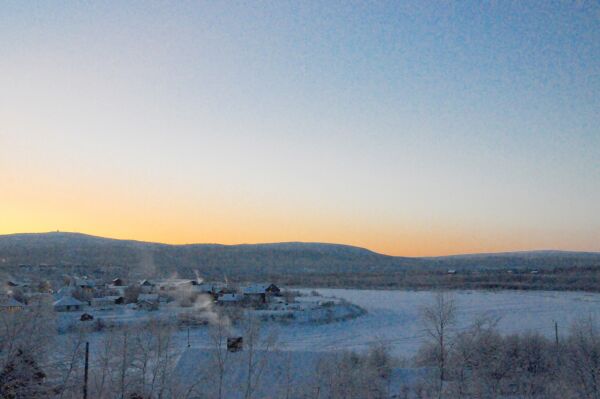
left=83, top=341, right=89, bottom=399
left=554, top=321, right=561, bottom=368
left=187, top=327, right=191, bottom=348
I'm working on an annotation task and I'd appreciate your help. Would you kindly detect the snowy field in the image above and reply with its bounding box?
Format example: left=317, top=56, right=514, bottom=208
left=276, top=288, right=600, bottom=357
left=69, top=289, right=600, bottom=359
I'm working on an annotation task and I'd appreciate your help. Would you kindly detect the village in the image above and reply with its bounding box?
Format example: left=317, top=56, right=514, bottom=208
left=0, top=276, right=364, bottom=331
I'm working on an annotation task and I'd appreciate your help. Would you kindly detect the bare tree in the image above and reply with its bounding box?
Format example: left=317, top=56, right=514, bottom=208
left=563, top=317, right=600, bottom=399
left=55, top=329, right=87, bottom=399
left=90, top=328, right=118, bottom=399
left=420, top=291, right=457, bottom=399
left=0, top=297, right=55, bottom=398
left=208, top=313, right=231, bottom=399
left=242, top=316, right=278, bottom=399
left=107, top=327, right=137, bottom=399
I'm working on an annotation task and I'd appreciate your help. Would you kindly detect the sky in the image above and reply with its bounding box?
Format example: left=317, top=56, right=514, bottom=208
left=1, top=1, right=599, bottom=256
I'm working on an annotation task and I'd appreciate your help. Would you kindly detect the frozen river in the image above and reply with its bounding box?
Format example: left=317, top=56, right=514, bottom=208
left=75, top=289, right=600, bottom=359
left=270, top=289, right=600, bottom=357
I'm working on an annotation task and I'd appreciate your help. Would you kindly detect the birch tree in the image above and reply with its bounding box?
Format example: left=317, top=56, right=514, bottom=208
left=420, top=292, right=457, bottom=399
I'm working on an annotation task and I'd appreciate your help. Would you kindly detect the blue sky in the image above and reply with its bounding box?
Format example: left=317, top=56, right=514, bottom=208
left=1, top=1, right=599, bottom=255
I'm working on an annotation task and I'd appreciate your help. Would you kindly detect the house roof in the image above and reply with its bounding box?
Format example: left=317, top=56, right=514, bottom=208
left=91, top=296, right=120, bottom=303
left=196, top=283, right=213, bottom=290
left=218, top=293, right=242, bottom=302
left=138, top=294, right=159, bottom=302
left=53, top=296, right=85, bottom=307
left=243, top=284, right=269, bottom=294
left=243, top=283, right=279, bottom=294
left=55, top=286, right=75, bottom=299
left=137, top=299, right=158, bottom=306
left=0, top=297, right=24, bottom=308
left=7, top=280, right=29, bottom=287
left=158, top=279, right=196, bottom=287
left=74, top=278, right=95, bottom=288
left=195, top=282, right=227, bottom=293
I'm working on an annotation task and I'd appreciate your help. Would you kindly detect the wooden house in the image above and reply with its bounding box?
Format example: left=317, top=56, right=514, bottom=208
left=53, top=295, right=85, bottom=312
left=0, top=297, right=25, bottom=313
left=111, top=278, right=126, bottom=287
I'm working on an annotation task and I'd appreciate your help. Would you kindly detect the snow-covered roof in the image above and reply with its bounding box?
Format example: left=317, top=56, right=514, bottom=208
left=195, top=283, right=214, bottom=292
left=137, top=299, right=158, bottom=306
left=139, top=279, right=155, bottom=286
left=242, top=284, right=269, bottom=294
left=218, top=293, right=242, bottom=302
left=53, top=296, right=85, bottom=307
left=91, top=296, right=119, bottom=303
left=6, top=279, right=30, bottom=287
left=74, top=278, right=95, bottom=288
left=195, top=282, right=230, bottom=293
left=0, top=297, right=24, bottom=308
left=108, top=284, right=128, bottom=290
left=242, top=283, right=279, bottom=294
left=158, top=279, right=196, bottom=287
left=55, top=286, right=75, bottom=299
left=138, top=294, right=159, bottom=302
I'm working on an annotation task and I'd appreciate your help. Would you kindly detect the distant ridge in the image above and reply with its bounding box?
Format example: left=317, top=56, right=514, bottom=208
left=1, top=232, right=599, bottom=285
left=0, top=231, right=386, bottom=256
left=0, top=231, right=412, bottom=281
left=3, top=231, right=597, bottom=258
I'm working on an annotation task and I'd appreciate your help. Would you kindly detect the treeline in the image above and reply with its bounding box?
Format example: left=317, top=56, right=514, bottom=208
left=280, top=267, right=600, bottom=292
left=7, top=264, right=600, bottom=295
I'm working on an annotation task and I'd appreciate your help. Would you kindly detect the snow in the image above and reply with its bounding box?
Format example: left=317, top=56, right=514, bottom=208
left=173, top=348, right=432, bottom=398
left=53, top=295, right=84, bottom=307
left=138, top=293, right=159, bottom=302
left=74, top=277, right=95, bottom=287
left=281, top=288, right=600, bottom=356
left=54, top=286, right=75, bottom=299
left=218, top=293, right=243, bottom=302
left=242, top=284, right=268, bottom=294
left=57, top=289, right=600, bottom=359
left=174, top=348, right=324, bottom=398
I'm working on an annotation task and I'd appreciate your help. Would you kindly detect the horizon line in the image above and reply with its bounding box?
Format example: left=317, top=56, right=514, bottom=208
left=2, top=230, right=599, bottom=258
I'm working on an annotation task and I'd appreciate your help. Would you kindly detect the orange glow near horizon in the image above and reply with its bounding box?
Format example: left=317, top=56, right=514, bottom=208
left=1, top=170, right=597, bottom=257
left=2, top=149, right=599, bottom=257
